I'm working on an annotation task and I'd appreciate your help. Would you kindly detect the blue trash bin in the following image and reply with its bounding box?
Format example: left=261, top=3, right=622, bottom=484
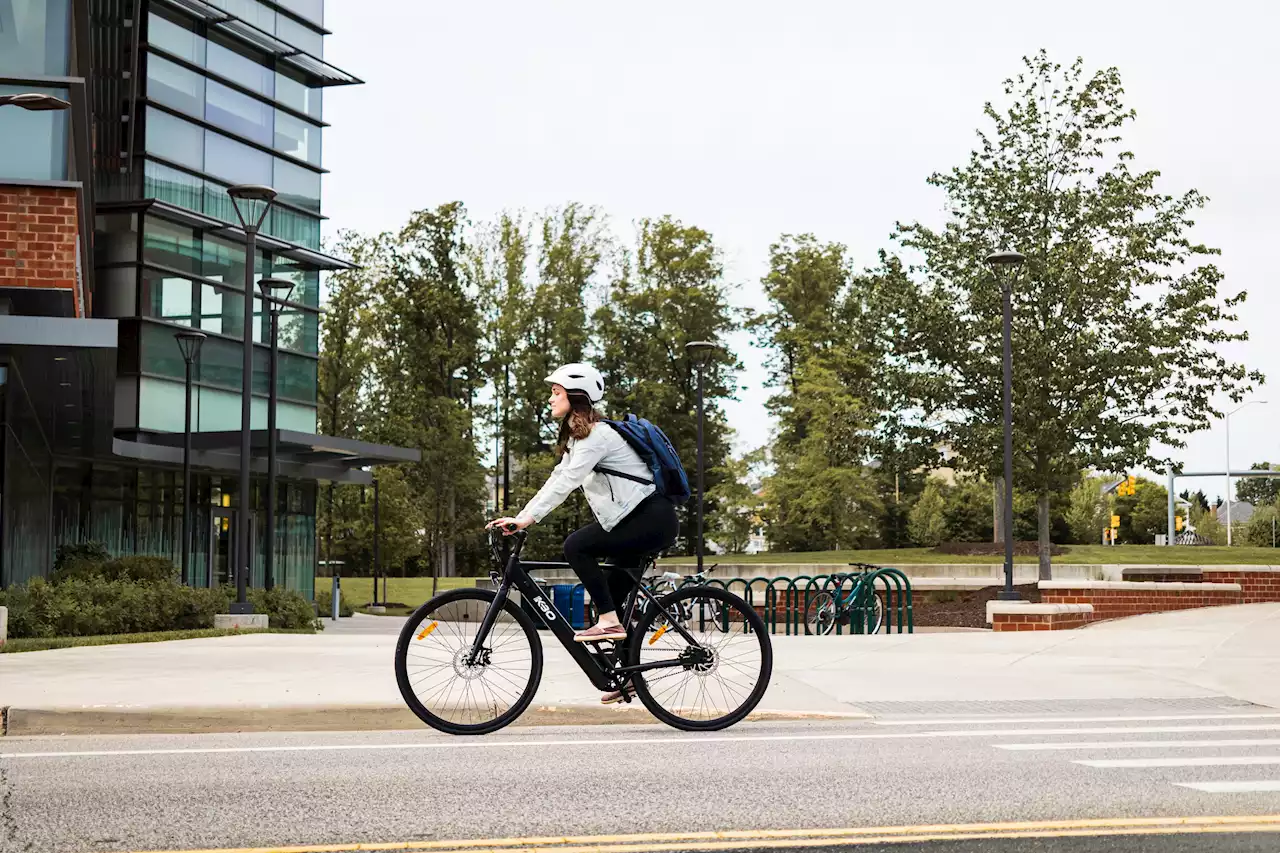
left=551, top=584, right=587, bottom=629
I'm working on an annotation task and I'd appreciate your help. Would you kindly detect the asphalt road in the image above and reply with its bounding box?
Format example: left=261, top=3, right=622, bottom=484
left=4, top=701, right=1280, bottom=853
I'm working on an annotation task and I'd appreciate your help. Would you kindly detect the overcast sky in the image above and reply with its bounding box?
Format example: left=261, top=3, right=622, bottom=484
left=320, top=0, right=1279, bottom=502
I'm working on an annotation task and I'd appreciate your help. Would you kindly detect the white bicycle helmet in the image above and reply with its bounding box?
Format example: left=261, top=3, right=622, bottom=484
left=546, top=362, right=605, bottom=403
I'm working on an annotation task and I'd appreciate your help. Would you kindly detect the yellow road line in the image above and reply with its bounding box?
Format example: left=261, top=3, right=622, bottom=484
left=108, top=814, right=1280, bottom=853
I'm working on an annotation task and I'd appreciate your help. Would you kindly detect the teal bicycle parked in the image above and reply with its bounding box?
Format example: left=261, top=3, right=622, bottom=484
left=804, top=563, right=886, bottom=635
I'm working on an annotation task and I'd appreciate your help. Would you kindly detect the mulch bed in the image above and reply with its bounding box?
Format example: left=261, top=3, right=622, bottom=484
left=909, top=583, right=1041, bottom=629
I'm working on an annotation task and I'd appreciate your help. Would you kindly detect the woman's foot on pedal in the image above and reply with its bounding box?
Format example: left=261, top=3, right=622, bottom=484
left=601, top=684, right=635, bottom=705
left=574, top=622, right=627, bottom=643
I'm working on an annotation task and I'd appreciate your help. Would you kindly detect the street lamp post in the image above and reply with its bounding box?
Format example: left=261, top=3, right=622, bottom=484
left=226, top=185, right=277, bottom=613
left=175, top=331, right=207, bottom=586
left=1225, top=400, right=1268, bottom=546
left=257, top=277, right=296, bottom=591
left=685, top=341, right=722, bottom=575
left=985, top=250, right=1026, bottom=601
left=0, top=93, right=72, bottom=110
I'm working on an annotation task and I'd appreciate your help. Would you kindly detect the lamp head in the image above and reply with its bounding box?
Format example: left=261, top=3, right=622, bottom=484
left=226, top=184, right=277, bottom=231
left=0, top=92, right=72, bottom=111
left=257, top=277, right=297, bottom=304
left=174, top=330, right=207, bottom=364
left=685, top=341, right=722, bottom=363
left=985, top=250, right=1026, bottom=268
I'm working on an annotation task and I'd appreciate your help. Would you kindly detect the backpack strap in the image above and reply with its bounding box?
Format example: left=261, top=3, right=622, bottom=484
left=594, top=465, right=653, bottom=485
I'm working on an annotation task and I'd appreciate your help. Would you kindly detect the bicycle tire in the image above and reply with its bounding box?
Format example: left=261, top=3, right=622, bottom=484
left=626, top=585, right=772, bottom=732
left=805, top=590, right=837, bottom=636
left=394, top=588, right=543, bottom=736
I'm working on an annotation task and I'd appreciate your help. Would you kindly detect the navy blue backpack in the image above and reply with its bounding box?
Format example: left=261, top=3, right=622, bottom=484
left=594, top=414, right=692, bottom=505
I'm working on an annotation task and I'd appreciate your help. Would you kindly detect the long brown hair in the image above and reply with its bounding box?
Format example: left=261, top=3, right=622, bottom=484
left=556, top=390, right=600, bottom=456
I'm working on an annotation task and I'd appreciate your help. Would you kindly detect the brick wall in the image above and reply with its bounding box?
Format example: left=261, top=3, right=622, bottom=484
left=992, top=609, right=1092, bottom=632
left=1202, top=570, right=1280, bottom=604
left=0, top=185, right=81, bottom=314
left=1040, top=581, right=1243, bottom=621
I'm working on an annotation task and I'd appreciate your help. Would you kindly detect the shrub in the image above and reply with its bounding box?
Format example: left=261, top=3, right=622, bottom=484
left=1, top=577, right=225, bottom=639
left=51, top=541, right=111, bottom=583
left=241, top=587, right=323, bottom=631
left=52, top=552, right=179, bottom=585
left=315, top=586, right=354, bottom=618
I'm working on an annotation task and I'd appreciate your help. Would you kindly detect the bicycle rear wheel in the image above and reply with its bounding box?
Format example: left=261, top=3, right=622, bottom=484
left=394, top=588, right=543, bottom=735
left=626, top=586, right=772, bottom=731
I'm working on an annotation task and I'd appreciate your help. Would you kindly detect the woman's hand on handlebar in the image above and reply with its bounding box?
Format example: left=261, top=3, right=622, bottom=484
left=487, top=515, right=532, bottom=536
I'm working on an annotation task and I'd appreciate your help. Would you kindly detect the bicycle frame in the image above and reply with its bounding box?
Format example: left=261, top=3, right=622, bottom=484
left=469, top=531, right=709, bottom=693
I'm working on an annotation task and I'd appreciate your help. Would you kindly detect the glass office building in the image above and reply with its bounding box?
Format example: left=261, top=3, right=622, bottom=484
left=0, top=0, right=416, bottom=595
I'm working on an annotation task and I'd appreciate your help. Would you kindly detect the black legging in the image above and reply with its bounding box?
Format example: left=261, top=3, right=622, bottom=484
left=563, top=494, right=680, bottom=616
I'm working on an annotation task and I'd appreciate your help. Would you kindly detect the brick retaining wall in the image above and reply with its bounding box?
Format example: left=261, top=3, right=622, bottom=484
left=1039, top=580, right=1243, bottom=621
left=0, top=185, right=81, bottom=312
left=1202, top=569, right=1280, bottom=604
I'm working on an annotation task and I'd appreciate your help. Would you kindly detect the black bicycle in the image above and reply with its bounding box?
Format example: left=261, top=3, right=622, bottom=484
left=394, top=529, right=772, bottom=735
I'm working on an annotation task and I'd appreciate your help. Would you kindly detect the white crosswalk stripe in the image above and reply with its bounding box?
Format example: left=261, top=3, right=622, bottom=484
left=931, top=708, right=1280, bottom=796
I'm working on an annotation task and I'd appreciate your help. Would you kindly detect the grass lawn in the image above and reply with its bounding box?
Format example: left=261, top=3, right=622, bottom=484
left=0, top=627, right=317, bottom=654
left=660, top=545, right=1280, bottom=566
left=317, top=576, right=476, bottom=610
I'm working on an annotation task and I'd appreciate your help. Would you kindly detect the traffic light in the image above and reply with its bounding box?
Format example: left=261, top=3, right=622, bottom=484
left=1176, top=516, right=1184, bottom=532
left=1111, top=514, right=1121, bottom=529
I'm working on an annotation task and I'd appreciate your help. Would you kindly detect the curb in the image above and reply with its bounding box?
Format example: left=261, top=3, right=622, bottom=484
left=1, top=704, right=872, bottom=736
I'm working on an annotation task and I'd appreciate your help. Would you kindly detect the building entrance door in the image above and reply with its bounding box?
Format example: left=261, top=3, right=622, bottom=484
left=209, top=511, right=255, bottom=588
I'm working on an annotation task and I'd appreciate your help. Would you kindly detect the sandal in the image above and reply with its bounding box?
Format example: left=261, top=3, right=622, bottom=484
left=601, top=684, right=636, bottom=705
left=574, top=622, right=627, bottom=643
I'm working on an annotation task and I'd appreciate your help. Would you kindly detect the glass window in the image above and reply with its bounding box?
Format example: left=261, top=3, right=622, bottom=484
left=198, top=335, right=247, bottom=390
left=147, top=9, right=205, bottom=65
left=276, top=0, right=323, bottom=26
left=268, top=207, right=320, bottom=250
left=204, top=130, right=272, bottom=186
left=277, top=308, right=319, bottom=354
left=205, top=80, right=273, bottom=146
left=273, top=157, right=320, bottom=214
left=199, top=283, right=244, bottom=338
left=274, top=14, right=323, bottom=57
left=270, top=263, right=320, bottom=308
left=201, top=233, right=265, bottom=289
left=138, top=378, right=186, bottom=435
left=274, top=111, right=321, bottom=167
left=0, top=0, right=71, bottom=76
left=140, top=322, right=190, bottom=379
left=206, top=34, right=274, bottom=98
left=0, top=83, right=69, bottom=181
left=145, top=54, right=205, bottom=118
left=277, top=352, right=317, bottom=403
left=142, top=216, right=200, bottom=275
left=141, top=269, right=195, bottom=326
left=144, top=108, right=204, bottom=172
left=206, top=0, right=275, bottom=33
left=144, top=160, right=204, bottom=211
left=275, top=70, right=322, bottom=120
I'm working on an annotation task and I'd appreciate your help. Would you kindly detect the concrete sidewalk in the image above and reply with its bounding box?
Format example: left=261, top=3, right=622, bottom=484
left=2, top=603, right=1277, bottom=734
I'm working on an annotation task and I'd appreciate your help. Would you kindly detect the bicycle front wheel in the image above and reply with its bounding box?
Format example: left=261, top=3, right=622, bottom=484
left=394, top=588, right=543, bottom=735
left=627, top=586, right=772, bottom=731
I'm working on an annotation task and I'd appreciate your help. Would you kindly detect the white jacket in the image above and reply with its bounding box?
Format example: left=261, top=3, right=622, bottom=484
left=518, top=423, right=657, bottom=532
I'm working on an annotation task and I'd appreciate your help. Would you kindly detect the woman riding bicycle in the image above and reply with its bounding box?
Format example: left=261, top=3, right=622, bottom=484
left=488, top=363, right=679, bottom=698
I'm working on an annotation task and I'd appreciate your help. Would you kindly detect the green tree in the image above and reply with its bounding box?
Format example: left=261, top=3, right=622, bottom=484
left=471, top=211, right=532, bottom=516
left=877, top=52, right=1261, bottom=579
left=1066, top=475, right=1111, bottom=545
left=367, top=203, right=486, bottom=577
left=943, top=477, right=994, bottom=543
left=1244, top=503, right=1279, bottom=548
left=908, top=480, right=949, bottom=547
left=1235, top=462, right=1280, bottom=506
left=1191, top=501, right=1225, bottom=545
left=708, top=447, right=766, bottom=554
left=595, top=216, right=741, bottom=553
left=1125, top=480, right=1169, bottom=544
